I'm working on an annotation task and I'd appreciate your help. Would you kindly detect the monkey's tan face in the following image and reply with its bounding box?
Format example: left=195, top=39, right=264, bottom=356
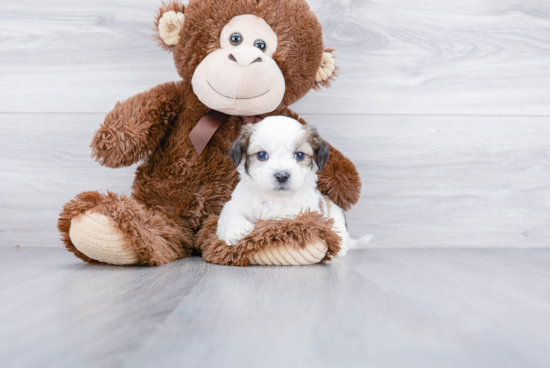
left=192, top=15, right=286, bottom=116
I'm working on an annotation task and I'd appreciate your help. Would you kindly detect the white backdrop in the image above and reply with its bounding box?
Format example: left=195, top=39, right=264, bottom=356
left=1, top=0, right=549, bottom=248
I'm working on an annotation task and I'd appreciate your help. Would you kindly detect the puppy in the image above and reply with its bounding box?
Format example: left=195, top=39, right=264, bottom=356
left=217, top=116, right=372, bottom=258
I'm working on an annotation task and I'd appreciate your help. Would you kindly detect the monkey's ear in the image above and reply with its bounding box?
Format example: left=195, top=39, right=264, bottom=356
left=154, top=1, right=186, bottom=51
left=314, top=49, right=337, bottom=89
left=315, top=140, right=331, bottom=171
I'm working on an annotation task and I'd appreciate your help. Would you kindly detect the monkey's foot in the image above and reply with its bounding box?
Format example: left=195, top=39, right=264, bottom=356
left=59, top=191, right=194, bottom=266
left=70, top=211, right=138, bottom=265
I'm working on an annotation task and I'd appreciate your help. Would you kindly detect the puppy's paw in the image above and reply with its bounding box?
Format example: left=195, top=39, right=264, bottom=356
left=223, top=221, right=255, bottom=246
left=336, top=244, right=349, bottom=258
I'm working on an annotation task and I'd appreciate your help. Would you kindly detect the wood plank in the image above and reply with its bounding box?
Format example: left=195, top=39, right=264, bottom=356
left=1, top=113, right=549, bottom=249
left=1, top=248, right=549, bottom=367
left=0, top=247, right=77, bottom=290
left=1, top=0, right=550, bottom=115
left=0, top=247, right=211, bottom=368
left=321, top=113, right=550, bottom=248
left=297, top=0, right=550, bottom=115
left=128, top=249, right=550, bottom=368
left=0, top=114, right=136, bottom=247
left=0, top=0, right=179, bottom=114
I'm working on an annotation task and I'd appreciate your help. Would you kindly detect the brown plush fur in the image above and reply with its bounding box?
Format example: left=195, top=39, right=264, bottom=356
left=59, top=0, right=361, bottom=266
left=92, top=82, right=186, bottom=168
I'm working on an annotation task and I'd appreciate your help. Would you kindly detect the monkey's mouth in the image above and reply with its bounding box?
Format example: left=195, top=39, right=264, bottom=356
left=207, top=81, right=271, bottom=100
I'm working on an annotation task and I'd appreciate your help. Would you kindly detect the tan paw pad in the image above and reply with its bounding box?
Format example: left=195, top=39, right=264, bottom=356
left=69, top=211, right=139, bottom=265
left=248, top=240, right=328, bottom=266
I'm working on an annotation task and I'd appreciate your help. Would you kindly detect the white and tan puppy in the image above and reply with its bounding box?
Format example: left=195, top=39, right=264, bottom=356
left=217, top=116, right=372, bottom=258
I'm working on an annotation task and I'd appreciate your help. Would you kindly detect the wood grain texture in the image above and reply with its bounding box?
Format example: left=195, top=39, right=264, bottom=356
left=1, top=0, right=550, bottom=114
left=1, top=113, right=549, bottom=249
left=1, top=0, right=549, bottom=249
left=0, top=0, right=179, bottom=114
left=315, top=114, right=550, bottom=248
left=0, top=114, right=136, bottom=247
left=1, top=247, right=550, bottom=368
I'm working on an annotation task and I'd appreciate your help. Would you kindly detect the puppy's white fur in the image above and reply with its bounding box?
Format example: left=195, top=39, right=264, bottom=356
left=217, top=116, right=371, bottom=257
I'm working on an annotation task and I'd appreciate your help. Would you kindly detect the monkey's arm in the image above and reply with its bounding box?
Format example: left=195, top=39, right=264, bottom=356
left=91, top=81, right=185, bottom=168
left=317, top=144, right=362, bottom=211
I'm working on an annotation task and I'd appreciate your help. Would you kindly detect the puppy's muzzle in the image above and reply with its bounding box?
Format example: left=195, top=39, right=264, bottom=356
left=274, top=171, right=290, bottom=184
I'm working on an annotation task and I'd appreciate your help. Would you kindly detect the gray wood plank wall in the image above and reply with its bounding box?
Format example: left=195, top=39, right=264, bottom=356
left=1, top=0, right=549, bottom=248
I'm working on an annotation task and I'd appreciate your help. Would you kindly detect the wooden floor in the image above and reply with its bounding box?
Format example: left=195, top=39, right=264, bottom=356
left=1, top=246, right=550, bottom=368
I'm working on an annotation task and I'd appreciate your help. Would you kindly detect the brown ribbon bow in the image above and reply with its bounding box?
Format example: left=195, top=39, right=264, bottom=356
left=189, top=110, right=263, bottom=155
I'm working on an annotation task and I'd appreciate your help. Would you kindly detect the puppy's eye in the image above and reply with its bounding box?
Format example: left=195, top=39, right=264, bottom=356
left=294, top=152, right=305, bottom=161
left=257, top=152, right=269, bottom=161
left=254, top=39, right=266, bottom=52
left=230, top=33, right=243, bottom=46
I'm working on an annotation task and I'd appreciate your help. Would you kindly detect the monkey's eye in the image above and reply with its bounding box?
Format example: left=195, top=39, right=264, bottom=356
left=294, top=152, right=305, bottom=161
left=257, top=152, right=269, bottom=161
left=253, top=39, right=266, bottom=52
left=230, top=33, right=243, bottom=46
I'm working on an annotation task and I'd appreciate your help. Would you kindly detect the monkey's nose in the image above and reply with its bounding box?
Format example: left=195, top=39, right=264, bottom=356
left=228, top=48, right=264, bottom=67
left=228, top=54, right=263, bottom=65
left=274, top=172, right=290, bottom=183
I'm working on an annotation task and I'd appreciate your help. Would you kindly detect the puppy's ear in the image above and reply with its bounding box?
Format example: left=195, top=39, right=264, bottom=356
left=228, top=139, right=244, bottom=167
left=305, top=125, right=331, bottom=171
left=229, top=125, right=253, bottom=167
left=316, top=140, right=330, bottom=170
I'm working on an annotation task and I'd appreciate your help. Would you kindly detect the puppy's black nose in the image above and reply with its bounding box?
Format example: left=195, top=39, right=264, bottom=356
left=275, top=172, right=290, bottom=183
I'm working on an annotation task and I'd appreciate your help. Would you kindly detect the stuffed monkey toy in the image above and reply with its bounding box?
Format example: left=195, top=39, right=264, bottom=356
left=58, top=0, right=362, bottom=266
